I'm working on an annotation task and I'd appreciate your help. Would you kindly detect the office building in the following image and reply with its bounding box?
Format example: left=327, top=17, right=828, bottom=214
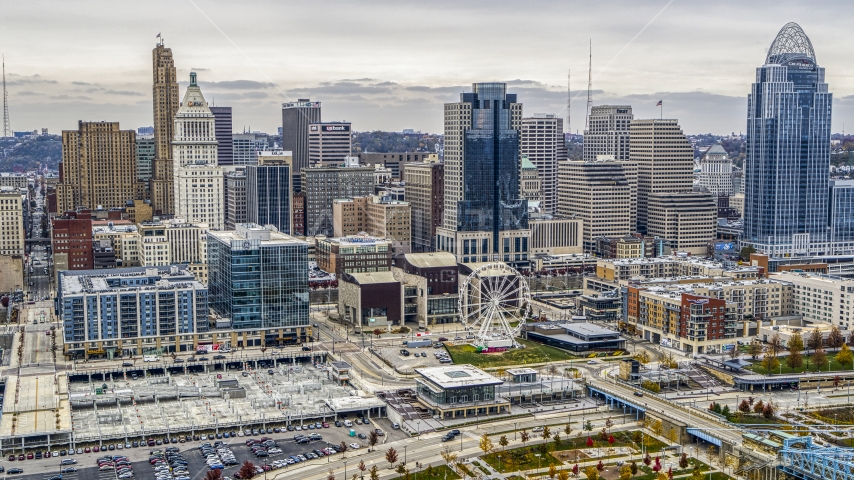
left=698, top=144, right=733, bottom=196
left=232, top=132, right=269, bottom=166
left=316, top=234, right=392, bottom=276
left=138, top=219, right=209, bottom=283
left=404, top=162, right=444, bottom=253
left=58, top=265, right=209, bottom=358
left=338, top=271, right=402, bottom=329
left=57, top=121, right=145, bottom=213
left=332, top=196, right=411, bottom=258
left=645, top=192, right=717, bottom=255
left=136, top=134, right=155, bottom=184
left=630, top=119, right=694, bottom=234
left=210, top=106, right=234, bottom=166
left=414, top=365, right=510, bottom=420
left=301, top=165, right=375, bottom=237
left=744, top=23, right=831, bottom=256
left=172, top=72, right=224, bottom=230
left=292, top=192, right=306, bottom=237
left=830, top=180, right=854, bottom=245
left=557, top=159, right=633, bottom=248
left=51, top=209, right=95, bottom=271
left=150, top=42, right=181, bottom=215
left=93, top=223, right=140, bottom=267
left=208, top=224, right=310, bottom=343
left=282, top=99, right=321, bottom=192
left=529, top=217, right=583, bottom=255
left=358, top=152, right=435, bottom=179
left=137, top=126, right=154, bottom=135
left=583, top=105, right=633, bottom=161
left=0, top=188, right=24, bottom=256
left=224, top=169, right=246, bottom=230
left=521, top=114, right=565, bottom=213
left=594, top=235, right=671, bottom=259
left=309, top=122, right=352, bottom=166
left=246, top=151, right=293, bottom=234
left=391, top=252, right=459, bottom=327
left=519, top=156, right=542, bottom=205
left=0, top=173, right=28, bottom=190
left=437, top=82, right=529, bottom=267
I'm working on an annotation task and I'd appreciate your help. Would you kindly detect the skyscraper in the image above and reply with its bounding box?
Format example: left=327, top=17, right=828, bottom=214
left=282, top=99, right=321, bottom=192
left=210, top=106, right=233, bottom=166
left=404, top=162, right=444, bottom=253
left=308, top=122, right=352, bottom=166
left=136, top=134, right=155, bottom=184
left=583, top=105, right=632, bottom=161
left=150, top=41, right=180, bottom=215
left=520, top=114, right=565, bottom=214
left=698, top=144, right=733, bottom=196
left=172, top=72, right=224, bottom=230
left=246, top=151, right=292, bottom=235
left=743, top=22, right=831, bottom=256
left=629, top=119, right=694, bottom=234
left=436, top=83, right=529, bottom=266
left=57, top=121, right=145, bottom=213
left=301, top=165, right=375, bottom=237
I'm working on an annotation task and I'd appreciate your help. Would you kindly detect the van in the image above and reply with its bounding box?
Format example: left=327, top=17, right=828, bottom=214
left=391, top=422, right=400, bottom=430
left=143, top=355, right=158, bottom=363
left=344, top=420, right=352, bottom=427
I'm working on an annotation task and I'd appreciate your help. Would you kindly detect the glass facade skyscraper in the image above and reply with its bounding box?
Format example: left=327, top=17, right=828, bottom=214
left=246, top=162, right=292, bottom=235
left=208, top=224, right=309, bottom=332
left=743, top=22, right=832, bottom=255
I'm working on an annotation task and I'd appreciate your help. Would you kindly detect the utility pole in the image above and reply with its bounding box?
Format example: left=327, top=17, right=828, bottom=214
left=567, top=68, right=571, bottom=138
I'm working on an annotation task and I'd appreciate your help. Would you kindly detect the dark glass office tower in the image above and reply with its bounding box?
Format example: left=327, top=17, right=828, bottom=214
left=210, top=106, right=233, bottom=166
left=743, top=22, right=831, bottom=255
left=437, top=83, right=529, bottom=266
left=282, top=99, right=321, bottom=192
left=246, top=162, right=291, bottom=235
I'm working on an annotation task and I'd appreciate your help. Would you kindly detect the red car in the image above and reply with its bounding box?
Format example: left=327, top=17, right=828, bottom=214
left=44, top=451, right=51, bottom=458
left=17, top=454, right=24, bottom=461
left=8, top=455, right=14, bottom=461
left=26, top=453, right=33, bottom=459
left=93, top=446, right=99, bottom=452
left=83, top=447, right=90, bottom=453
left=322, top=422, right=330, bottom=428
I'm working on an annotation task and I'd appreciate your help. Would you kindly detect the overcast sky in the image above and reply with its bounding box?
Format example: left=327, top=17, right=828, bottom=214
left=2, top=0, right=853, bottom=136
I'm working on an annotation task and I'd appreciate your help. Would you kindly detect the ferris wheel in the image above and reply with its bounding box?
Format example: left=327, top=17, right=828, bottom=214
left=458, top=263, right=531, bottom=349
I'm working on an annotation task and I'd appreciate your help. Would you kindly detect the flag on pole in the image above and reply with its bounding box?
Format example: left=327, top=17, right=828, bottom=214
left=156, top=32, right=161, bottom=39
left=656, top=100, right=662, bottom=106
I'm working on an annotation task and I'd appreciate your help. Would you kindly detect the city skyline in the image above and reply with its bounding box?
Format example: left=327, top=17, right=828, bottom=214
left=1, top=1, right=854, bottom=136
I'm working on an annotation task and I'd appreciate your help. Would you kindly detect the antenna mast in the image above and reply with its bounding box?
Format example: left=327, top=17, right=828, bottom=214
left=584, top=40, right=592, bottom=133
left=566, top=69, right=571, bottom=138
left=2, top=55, right=10, bottom=139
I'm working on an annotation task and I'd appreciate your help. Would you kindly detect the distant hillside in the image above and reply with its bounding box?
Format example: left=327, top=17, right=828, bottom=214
left=0, top=135, right=62, bottom=171
left=352, top=131, right=441, bottom=155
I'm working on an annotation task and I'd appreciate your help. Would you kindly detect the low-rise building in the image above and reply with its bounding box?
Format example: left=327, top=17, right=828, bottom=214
left=522, top=321, right=626, bottom=353
left=93, top=223, right=140, bottom=267
left=414, top=365, right=510, bottom=420
left=596, top=257, right=760, bottom=283
left=392, top=252, right=459, bottom=328
left=338, top=271, right=402, bottom=330
left=316, top=234, right=392, bottom=276
left=58, top=265, right=209, bottom=359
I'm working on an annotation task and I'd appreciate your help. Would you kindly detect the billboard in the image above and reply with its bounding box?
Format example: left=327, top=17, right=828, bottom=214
left=714, top=242, right=735, bottom=251
left=322, top=124, right=350, bottom=132
left=196, top=344, right=228, bottom=353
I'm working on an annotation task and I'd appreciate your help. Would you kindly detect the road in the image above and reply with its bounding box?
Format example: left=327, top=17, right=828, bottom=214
left=25, top=244, right=52, bottom=303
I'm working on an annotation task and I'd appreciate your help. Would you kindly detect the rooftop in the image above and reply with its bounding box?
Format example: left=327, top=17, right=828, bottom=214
left=60, top=265, right=204, bottom=295
left=403, top=252, right=457, bottom=269
left=415, top=364, right=503, bottom=389
left=320, top=234, right=391, bottom=246
left=343, top=271, right=397, bottom=285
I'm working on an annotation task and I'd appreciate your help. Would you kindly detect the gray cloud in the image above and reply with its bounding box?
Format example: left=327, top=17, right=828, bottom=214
left=104, top=90, right=145, bottom=96
left=201, top=80, right=275, bottom=90
left=50, top=95, right=92, bottom=101
left=6, top=74, right=58, bottom=86
left=17, top=91, right=38, bottom=96
left=72, top=81, right=94, bottom=86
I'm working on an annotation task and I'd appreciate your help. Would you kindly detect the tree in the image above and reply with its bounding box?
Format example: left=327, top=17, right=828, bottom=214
left=585, top=466, right=600, bottom=480
left=549, top=465, right=559, bottom=480
left=386, top=447, right=399, bottom=469
left=738, top=399, right=751, bottom=413
left=328, top=470, right=336, bottom=480
left=564, top=423, right=572, bottom=436
left=721, top=405, right=731, bottom=418
left=739, top=245, right=756, bottom=261
left=786, top=350, right=803, bottom=370
left=619, top=465, right=633, bottom=480
left=643, top=454, right=652, bottom=466
left=667, top=429, right=678, bottom=444
left=373, top=328, right=383, bottom=337
left=690, top=466, right=704, bottom=480
left=769, top=333, right=783, bottom=356
left=634, top=351, right=651, bottom=364
left=359, top=460, right=367, bottom=478
left=559, top=470, right=571, bottom=480
left=829, top=325, right=845, bottom=349
left=553, top=434, right=562, bottom=450
left=762, top=354, right=780, bottom=372
left=499, top=435, right=509, bottom=451
left=584, top=420, right=594, bottom=432
left=396, top=464, right=407, bottom=476
left=728, top=343, right=740, bottom=360
left=368, top=430, right=379, bottom=451
left=238, top=461, right=257, bottom=480
left=425, top=466, right=434, bottom=479
left=573, top=464, right=580, bottom=476
left=479, top=434, right=494, bottom=454
left=651, top=419, right=663, bottom=437
left=707, top=445, right=718, bottom=463
left=205, top=470, right=223, bottom=480
left=597, top=461, right=605, bottom=472
left=587, top=437, right=594, bottom=448
left=813, top=347, right=829, bottom=370
left=808, top=328, right=824, bottom=352
left=370, top=465, right=380, bottom=480
left=605, top=417, right=614, bottom=433
left=520, top=430, right=530, bottom=448
left=656, top=474, right=669, bottom=480
left=641, top=380, right=661, bottom=393
left=762, top=401, right=776, bottom=419
left=543, top=426, right=552, bottom=443
left=339, top=441, right=349, bottom=457
left=837, top=344, right=854, bottom=369
left=679, top=453, right=689, bottom=469
left=630, top=462, right=639, bottom=475
left=747, top=342, right=763, bottom=360
left=440, top=446, right=457, bottom=468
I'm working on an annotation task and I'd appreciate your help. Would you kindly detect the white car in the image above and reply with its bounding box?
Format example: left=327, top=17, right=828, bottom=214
left=532, top=426, right=544, bottom=432
left=349, top=443, right=361, bottom=449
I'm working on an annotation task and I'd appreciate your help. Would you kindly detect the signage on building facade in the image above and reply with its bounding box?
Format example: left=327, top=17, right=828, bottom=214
left=283, top=101, right=321, bottom=108
left=322, top=125, right=350, bottom=132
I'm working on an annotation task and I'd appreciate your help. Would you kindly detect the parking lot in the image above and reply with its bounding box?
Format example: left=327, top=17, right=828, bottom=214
left=374, top=342, right=453, bottom=372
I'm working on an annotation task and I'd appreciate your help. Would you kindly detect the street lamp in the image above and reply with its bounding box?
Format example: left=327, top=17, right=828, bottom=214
left=345, top=460, right=348, bottom=480
left=535, top=453, right=542, bottom=472
left=498, top=455, right=502, bottom=471
left=514, top=422, right=518, bottom=441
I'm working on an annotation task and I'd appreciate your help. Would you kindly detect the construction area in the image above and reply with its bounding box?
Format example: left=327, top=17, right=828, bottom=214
left=67, top=362, right=383, bottom=446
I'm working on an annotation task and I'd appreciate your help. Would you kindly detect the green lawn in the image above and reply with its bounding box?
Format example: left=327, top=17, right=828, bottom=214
left=746, top=353, right=853, bottom=375
left=388, top=464, right=460, bottom=480
left=445, top=338, right=576, bottom=368
left=482, top=431, right=665, bottom=473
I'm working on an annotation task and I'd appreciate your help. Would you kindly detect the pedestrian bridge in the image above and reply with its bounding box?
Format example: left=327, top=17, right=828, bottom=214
left=779, top=436, right=853, bottom=480
left=586, top=384, right=646, bottom=419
